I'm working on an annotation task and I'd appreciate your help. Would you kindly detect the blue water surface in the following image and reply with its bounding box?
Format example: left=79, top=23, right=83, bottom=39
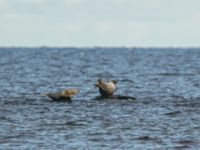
left=0, top=47, right=200, bottom=149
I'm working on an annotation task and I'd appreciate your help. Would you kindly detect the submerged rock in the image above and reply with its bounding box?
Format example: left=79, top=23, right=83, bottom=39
left=94, top=95, right=136, bottom=100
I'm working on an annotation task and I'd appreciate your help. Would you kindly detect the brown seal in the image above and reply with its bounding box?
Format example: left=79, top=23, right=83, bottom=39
left=45, top=89, right=79, bottom=101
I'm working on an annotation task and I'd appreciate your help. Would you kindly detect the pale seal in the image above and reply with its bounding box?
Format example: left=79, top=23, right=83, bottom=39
left=95, top=79, right=117, bottom=97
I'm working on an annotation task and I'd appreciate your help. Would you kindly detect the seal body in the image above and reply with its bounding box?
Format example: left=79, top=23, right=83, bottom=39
left=95, top=79, right=117, bottom=97
left=45, top=89, right=79, bottom=101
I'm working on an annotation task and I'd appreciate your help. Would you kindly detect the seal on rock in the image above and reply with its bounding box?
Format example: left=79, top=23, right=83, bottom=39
left=45, top=89, right=79, bottom=101
left=95, top=79, right=117, bottom=97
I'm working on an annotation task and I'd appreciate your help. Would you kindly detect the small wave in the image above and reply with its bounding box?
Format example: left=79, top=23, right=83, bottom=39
left=135, top=136, right=162, bottom=143
left=158, top=73, right=196, bottom=76
left=164, top=111, right=181, bottom=116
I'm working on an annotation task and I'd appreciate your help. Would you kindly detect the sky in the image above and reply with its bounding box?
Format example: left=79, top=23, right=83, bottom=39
left=0, top=0, right=200, bottom=47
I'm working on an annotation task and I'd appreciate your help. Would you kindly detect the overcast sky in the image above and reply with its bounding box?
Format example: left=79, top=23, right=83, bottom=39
left=0, top=0, right=200, bottom=47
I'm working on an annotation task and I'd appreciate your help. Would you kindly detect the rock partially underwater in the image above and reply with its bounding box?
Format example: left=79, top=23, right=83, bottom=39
left=94, top=95, right=136, bottom=100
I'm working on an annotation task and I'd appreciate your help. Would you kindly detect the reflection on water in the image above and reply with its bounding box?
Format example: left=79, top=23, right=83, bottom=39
left=0, top=47, right=200, bottom=149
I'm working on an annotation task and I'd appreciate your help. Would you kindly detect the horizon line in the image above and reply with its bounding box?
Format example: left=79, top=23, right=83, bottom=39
left=0, top=46, right=200, bottom=49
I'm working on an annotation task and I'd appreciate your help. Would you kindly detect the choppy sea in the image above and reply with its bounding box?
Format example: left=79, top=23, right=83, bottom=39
left=0, top=47, right=200, bottom=149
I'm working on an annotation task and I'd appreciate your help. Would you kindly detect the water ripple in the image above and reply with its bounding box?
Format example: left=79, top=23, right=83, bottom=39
left=0, top=47, right=200, bottom=149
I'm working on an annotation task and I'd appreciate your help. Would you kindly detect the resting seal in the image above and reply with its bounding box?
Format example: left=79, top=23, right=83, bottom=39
left=45, top=89, right=79, bottom=101
left=95, top=79, right=117, bottom=97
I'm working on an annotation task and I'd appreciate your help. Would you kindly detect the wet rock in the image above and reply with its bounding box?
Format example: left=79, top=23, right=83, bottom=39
left=94, top=95, right=136, bottom=100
